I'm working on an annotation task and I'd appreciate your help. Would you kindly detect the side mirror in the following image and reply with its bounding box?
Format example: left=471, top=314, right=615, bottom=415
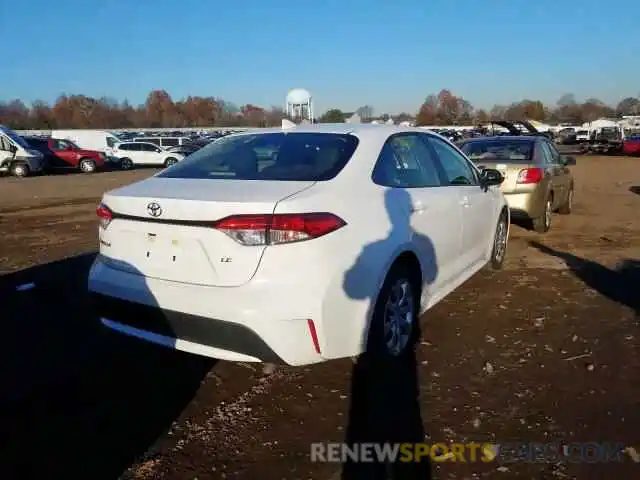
left=563, top=156, right=576, bottom=166
left=480, top=168, right=504, bottom=187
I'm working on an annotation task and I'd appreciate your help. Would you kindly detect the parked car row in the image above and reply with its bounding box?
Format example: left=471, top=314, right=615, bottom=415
left=88, top=123, right=577, bottom=367
left=0, top=124, right=218, bottom=177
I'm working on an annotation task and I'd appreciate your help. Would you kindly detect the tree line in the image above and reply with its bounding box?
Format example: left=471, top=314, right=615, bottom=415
left=2, top=89, right=639, bottom=130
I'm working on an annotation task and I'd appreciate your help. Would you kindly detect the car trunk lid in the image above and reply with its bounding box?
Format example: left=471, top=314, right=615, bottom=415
left=99, top=178, right=315, bottom=287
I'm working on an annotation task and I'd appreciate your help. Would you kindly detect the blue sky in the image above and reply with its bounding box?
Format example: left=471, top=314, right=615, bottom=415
left=3, top=0, right=639, bottom=114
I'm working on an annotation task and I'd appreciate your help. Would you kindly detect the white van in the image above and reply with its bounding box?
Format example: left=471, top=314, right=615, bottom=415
left=0, top=125, right=45, bottom=177
left=51, top=129, right=121, bottom=166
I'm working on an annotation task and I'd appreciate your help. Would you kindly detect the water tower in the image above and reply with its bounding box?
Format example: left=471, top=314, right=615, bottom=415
left=286, top=88, right=314, bottom=123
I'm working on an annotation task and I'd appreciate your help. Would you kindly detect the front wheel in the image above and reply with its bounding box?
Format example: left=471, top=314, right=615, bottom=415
left=532, top=196, right=552, bottom=233
left=487, top=211, right=508, bottom=270
left=164, top=157, right=179, bottom=168
left=10, top=162, right=30, bottom=178
left=79, top=159, right=96, bottom=173
left=558, top=187, right=573, bottom=215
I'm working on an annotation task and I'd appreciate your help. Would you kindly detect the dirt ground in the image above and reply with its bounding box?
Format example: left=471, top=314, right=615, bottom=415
left=0, top=157, right=638, bottom=480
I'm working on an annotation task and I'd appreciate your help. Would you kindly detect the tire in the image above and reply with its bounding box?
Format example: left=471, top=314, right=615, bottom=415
left=532, top=195, right=552, bottom=233
left=10, top=162, right=29, bottom=178
left=558, top=186, right=573, bottom=215
left=79, top=158, right=96, bottom=173
left=487, top=210, right=508, bottom=270
left=164, top=157, right=179, bottom=168
left=120, top=158, right=134, bottom=170
left=365, top=262, right=421, bottom=361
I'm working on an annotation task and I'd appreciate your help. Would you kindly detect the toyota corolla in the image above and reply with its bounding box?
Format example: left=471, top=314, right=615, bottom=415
left=89, top=123, right=508, bottom=366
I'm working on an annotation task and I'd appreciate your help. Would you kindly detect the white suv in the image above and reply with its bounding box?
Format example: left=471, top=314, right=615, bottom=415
left=114, top=141, right=184, bottom=169
left=89, top=124, right=509, bottom=366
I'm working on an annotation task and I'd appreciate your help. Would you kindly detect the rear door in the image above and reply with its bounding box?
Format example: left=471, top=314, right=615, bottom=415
left=139, top=143, right=163, bottom=165
left=116, top=143, right=138, bottom=162
left=424, top=135, right=494, bottom=267
left=372, top=133, right=463, bottom=297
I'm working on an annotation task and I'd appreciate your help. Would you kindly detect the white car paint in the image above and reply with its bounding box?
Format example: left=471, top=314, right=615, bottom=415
left=113, top=141, right=185, bottom=167
left=88, top=124, right=509, bottom=366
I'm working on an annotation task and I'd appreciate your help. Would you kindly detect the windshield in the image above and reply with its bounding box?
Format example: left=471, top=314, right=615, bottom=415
left=460, top=140, right=534, bottom=162
left=158, top=132, right=359, bottom=181
left=0, top=126, right=30, bottom=150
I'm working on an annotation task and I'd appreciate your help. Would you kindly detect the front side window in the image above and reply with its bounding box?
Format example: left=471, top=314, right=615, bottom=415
left=427, top=136, right=478, bottom=186
left=159, top=132, right=359, bottom=181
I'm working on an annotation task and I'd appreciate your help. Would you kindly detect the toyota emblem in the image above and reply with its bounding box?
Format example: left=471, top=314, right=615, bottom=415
left=147, top=202, right=162, bottom=217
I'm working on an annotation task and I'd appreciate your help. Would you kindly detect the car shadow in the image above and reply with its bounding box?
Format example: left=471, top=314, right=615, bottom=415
left=630, top=186, right=640, bottom=195
left=341, top=188, right=434, bottom=479
left=0, top=253, right=215, bottom=479
left=529, top=241, right=639, bottom=316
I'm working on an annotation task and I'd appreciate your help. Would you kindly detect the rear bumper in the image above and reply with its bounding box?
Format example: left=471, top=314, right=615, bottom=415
left=91, top=293, right=285, bottom=363
left=504, top=191, right=541, bottom=218
left=87, top=256, right=334, bottom=366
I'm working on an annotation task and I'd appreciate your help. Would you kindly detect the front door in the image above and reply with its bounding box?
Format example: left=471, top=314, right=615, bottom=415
left=51, top=139, right=78, bottom=168
left=424, top=135, right=494, bottom=268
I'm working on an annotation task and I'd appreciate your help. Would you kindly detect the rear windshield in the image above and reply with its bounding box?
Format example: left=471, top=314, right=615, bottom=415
left=460, top=140, right=534, bottom=162
left=158, top=132, right=359, bottom=181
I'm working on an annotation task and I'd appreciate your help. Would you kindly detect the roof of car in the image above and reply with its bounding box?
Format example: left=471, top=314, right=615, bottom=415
left=459, top=135, right=541, bottom=143
left=228, top=123, right=442, bottom=138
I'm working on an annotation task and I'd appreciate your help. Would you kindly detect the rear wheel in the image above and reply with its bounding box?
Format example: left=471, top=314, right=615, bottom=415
left=10, top=162, right=29, bottom=178
left=120, top=158, right=134, bottom=170
left=532, top=195, right=552, bottom=233
left=366, top=263, right=420, bottom=361
left=79, top=158, right=96, bottom=173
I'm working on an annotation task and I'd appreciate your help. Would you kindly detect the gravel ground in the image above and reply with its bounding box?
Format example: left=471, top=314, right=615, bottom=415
left=0, top=157, right=638, bottom=479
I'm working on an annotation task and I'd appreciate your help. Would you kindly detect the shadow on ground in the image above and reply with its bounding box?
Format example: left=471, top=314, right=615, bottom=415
left=530, top=241, right=639, bottom=315
left=630, top=186, right=640, bottom=195
left=341, top=189, right=434, bottom=479
left=0, top=253, right=215, bottom=479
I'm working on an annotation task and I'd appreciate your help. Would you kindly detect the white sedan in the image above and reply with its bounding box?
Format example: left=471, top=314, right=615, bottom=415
left=88, top=124, right=509, bottom=366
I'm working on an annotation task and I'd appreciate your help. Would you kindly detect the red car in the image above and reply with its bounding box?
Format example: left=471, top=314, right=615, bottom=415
left=622, top=138, right=640, bottom=156
left=22, top=136, right=106, bottom=173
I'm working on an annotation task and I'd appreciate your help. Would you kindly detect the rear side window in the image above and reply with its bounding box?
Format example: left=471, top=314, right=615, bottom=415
left=158, top=132, right=359, bottom=181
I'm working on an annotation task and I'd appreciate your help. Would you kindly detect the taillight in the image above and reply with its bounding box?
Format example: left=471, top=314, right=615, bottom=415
left=212, top=213, right=346, bottom=246
left=96, top=203, right=113, bottom=229
left=516, top=167, right=544, bottom=184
